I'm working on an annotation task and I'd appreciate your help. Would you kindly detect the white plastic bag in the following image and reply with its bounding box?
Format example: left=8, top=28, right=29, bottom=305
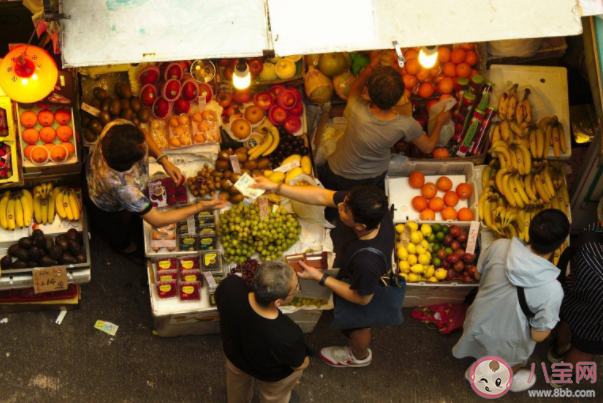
left=427, top=98, right=457, bottom=146
left=289, top=175, right=335, bottom=229
left=314, top=123, right=347, bottom=167
left=488, top=39, right=543, bottom=57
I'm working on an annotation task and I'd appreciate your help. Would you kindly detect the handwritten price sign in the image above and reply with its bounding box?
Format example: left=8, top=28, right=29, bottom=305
left=33, top=266, right=68, bottom=294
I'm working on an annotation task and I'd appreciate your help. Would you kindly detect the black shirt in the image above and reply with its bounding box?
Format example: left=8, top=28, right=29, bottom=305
left=333, top=191, right=394, bottom=296
left=215, top=275, right=310, bottom=382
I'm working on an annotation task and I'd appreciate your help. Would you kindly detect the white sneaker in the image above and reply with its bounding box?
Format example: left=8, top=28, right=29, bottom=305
left=510, top=369, right=537, bottom=392
left=318, top=346, right=372, bottom=368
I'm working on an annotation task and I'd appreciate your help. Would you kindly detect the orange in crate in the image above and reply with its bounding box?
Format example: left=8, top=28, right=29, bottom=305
left=22, top=128, right=39, bottom=144
left=39, top=126, right=56, bottom=142
left=50, top=145, right=67, bottom=162
left=428, top=197, right=445, bottom=212
left=465, top=51, right=478, bottom=66
left=421, top=182, right=437, bottom=199
left=42, top=143, right=55, bottom=152
left=433, top=147, right=450, bottom=158
left=408, top=172, right=425, bottom=189
left=444, top=191, right=459, bottom=207
left=437, top=47, right=451, bottom=63
left=420, top=209, right=435, bottom=221
left=24, top=145, right=35, bottom=160
left=37, top=109, right=54, bottom=127
left=61, top=141, right=75, bottom=157
left=54, top=108, right=72, bottom=125
left=456, top=63, right=472, bottom=79
left=443, top=62, right=457, bottom=77
left=20, top=111, right=38, bottom=128
left=418, top=83, right=435, bottom=99
left=450, top=49, right=466, bottom=64
left=456, top=183, right=472, bottom=200
left=458, top=208, right=474, bottom=221
left=436, top=177, right=453, bottom=192
left=412, top=196, right=428, bottom=212
left=405, top=59, right=420, bottom=75
left=30, top=146, right=49, bottom=164
left=441, top=206, right=458, bottom=221
left=56, top=125, right=73, bottom=141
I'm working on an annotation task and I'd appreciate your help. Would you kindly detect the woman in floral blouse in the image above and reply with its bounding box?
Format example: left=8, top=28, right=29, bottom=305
left=86, top=120, right=225, bottom=252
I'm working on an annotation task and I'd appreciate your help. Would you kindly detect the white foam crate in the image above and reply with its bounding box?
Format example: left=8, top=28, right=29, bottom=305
left=386, top=161, right=478, bottom=225
left=487, top=65, right=571, bottom=160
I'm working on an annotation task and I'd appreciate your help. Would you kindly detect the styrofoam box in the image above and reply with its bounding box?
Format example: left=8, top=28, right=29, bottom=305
left=386, top=161, right=478, bottom=225
left=487, top=65, right=571, bottom=160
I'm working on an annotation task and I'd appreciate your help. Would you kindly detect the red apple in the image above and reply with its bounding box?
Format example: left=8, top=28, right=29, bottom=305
left=463, top=253, right=475, bottom=264
left=174, top=99, right=191, bottom=114
left=181, top=81, right=198, bottom=101
left=218, top=59, right=231, bottom=67
left=198, top=82, right=213, bottom=103
left=287, top=86, right=303, bottom=103
left=436, top=249, right=448, bottom=260
left=283, top=115, right=302, bottom=134
left=268, top=105, right=288, bottom=125
left=457, top=232, right=468, bottom=243
left=253, top=92, right=274, bottom=110
left=442, top=260, right=451, bottom=270
left=467, top=265, right=477, bottom=277
left=449, top=225, right=462, bottom=238
left=453, top=261, right=465, bottom=272
left=447, top=269, right=457, bottom=281
left=269, top=84, right=286, bottom=99
left=277, top=89, right=297, bottom=110
left=140, top=85, right=158, bottom=107
left=443, top=234, right=454, bottom=246
left=289, top=101, right=303, bottom=116
left=217, top=92, right=233, bottom=108
left=447, top=253, right=459, bottom=264
left=451, top=240, right=461, bottom=251
left=454, top=249, right=465, bottom=256
left=248, top=58, right=263, bottom=79
left=234, top=89, right=252, bottom=105
left=224, top=66, right=234, bottom=82
left=177, top=60, right=191, bottom=72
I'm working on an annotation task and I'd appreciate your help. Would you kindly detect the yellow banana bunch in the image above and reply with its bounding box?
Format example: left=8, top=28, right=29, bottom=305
left=505, top=84, right=519, bottom=122
left=55, top=187, right=82, bottom=222
left=0, top=190, right=33, bottom=230
left=515, top=89, right=532, bottom=125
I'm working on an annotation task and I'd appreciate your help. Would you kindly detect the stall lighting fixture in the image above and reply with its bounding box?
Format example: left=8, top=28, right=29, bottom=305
left=233, top=59, right=251, bottom=90
left=419, top=46, right=438, bottom=69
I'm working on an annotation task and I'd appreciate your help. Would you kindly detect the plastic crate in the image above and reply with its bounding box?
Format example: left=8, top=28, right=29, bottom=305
left=386, top=161, right=478, bottom=225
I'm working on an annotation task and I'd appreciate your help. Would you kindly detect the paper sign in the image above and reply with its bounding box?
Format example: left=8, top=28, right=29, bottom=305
left=33, top=266, right=68, bottom=294
left=465, top=221, right=480, bottom=255
left=94, top=320, right=119, bottom=336
left=257, top=196, right=270, bottom=220
left=203, top=272, right=218, bottom=292
left=187, top=215, right=196, bottom=236
left=274, top=160, right=300, bottom=173
left=198, top=95, right=207, bottom=112
left=81, top=103, right=100, bottom=117
left=230, top=155, right=241, bottom=174
left=234, top=173, right=265, bottom=199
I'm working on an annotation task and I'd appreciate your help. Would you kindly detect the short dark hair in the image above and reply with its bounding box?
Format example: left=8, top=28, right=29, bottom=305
left=101, top=123, right=146, bottom=171
left=367, top=66, right=404, bottom=110
left=345, top=186, right=388, bottom=230
left=529, top=209, right=570, bottom=254
left=252, top=261, right=293, bottom=307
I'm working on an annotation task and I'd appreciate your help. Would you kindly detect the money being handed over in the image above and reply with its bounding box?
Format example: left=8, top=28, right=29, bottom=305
left=234, top=173, right=265, bottom=200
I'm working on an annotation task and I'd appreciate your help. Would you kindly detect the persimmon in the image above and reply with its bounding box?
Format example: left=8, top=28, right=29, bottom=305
left=420, top=209, right=436, bottom=221
left=409, top=172, right=425, bottom=189
left=436, top=176, right=453, bottom=192
left=456, top=183, right=472, bottom=200
left=450, top=49, right=466, bottom=64
left=412, top=196, right=428, bottom=212
left=444, top=191, right=459, bottom=207
left=441, top=206, right=458, bottom=221
left=433, top=147, right=450, bottom=159
left=458, top=208, right=474, bottom=221
left=428, top=197, right=445, bottom=212
left=421, top=182, right=437, bottom=199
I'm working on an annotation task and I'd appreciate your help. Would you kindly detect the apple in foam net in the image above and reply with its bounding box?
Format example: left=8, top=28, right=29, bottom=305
left=217, top=92, right=233, bottom=108
left=234, top=89, right=252, bottom=105
left=248, top=58, right=263, bottom=78
left=268, top=105, right=288, bottom=125
left=277, top=90, right=297, bottom=110
left=283, top=115, right=301, bottom=134
left=288, top=101, right=303, bottom=116
left=174, top=99, right=191, bottom=114
left=253, top=92, right=274, bottom=110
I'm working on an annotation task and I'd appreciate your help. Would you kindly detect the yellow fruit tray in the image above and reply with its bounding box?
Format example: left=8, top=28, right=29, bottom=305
left=16, top=104, right=79, bottom=168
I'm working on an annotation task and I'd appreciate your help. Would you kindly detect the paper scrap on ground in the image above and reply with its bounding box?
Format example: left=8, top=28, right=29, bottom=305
left=94, top=320, right=119, bottom=336
left=56, top=311, right=67, bottom=325
left=0, top=318, right=7, bottom=324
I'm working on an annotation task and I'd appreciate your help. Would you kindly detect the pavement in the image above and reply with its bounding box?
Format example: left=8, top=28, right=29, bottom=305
left=0, top=223, right=602, bottom=403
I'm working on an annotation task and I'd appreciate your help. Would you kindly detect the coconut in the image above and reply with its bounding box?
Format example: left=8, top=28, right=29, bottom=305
left=318, top=53, right=346, bottom=77
left=304, top=66, right=333, bottom=104
left=333, top=70, right=357, bottom=100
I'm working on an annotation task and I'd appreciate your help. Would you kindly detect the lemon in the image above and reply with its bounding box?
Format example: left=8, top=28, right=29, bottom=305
left=399, top=273, right=409, bottom=282
left=407, top=254, right=418, bottom=266
left=410, top=231, right=423, bottom=244
left=411, top=264, right=424, bottom=274
left=435, top=268, right=448, bottom=280
left=418, top=253, right=430, bottom=265
left=421, top=239, right=430, bottom=249
left=408, top=273, right=420, bottom=282
left=397, top=247, right=408, bottom=261
left=398, top=261, right=411, bottom=272
left=416, top=244, right=427, bottom=255
left=420, top=224, right=433, bottom=236
left=427, top=276, right=438, bottom=283
left=425, top=266, right=435, bottom=278
left=406, top=243, right=417, bottom=254
left=395, top=224, right=405, bottom=234
left=407, top=222, right=419, bottom=232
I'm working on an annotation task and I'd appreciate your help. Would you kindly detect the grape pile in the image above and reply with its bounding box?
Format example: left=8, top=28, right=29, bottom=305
left=267, top=128, right=311, bottom=167
left=229, top=258, right=259, bottom=286
left=283, top=297, right=330, bottom=308
left=219, top=202, right=302, bottom=264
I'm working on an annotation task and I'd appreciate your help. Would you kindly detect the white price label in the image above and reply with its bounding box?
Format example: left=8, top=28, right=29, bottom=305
left=81, top=103, right=100, bottom=117
left=465, top=221, right=480, bottom=255
left=274, top=160, right=300, bottom=173
left=203, top=272, right=217, bottom=288
left=198, top=94, right=207, bottom=111
left=230, top=155, right=241, bottom=174
left=187, top=215, right=196, bottom=236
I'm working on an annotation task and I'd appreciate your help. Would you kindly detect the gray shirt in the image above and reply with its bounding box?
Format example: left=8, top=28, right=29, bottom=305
left=328, top=96, right=423, bottom=180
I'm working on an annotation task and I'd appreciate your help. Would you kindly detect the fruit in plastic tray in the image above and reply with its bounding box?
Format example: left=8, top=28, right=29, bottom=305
left=178, top=256, right=200, bottom=271
left=157, top=280, right=177, bottom=299
left=179, top=281, right=201, bottom=301
left=157, top=269, right=178, bottom=281
left=180, top=269, right=201, bottom=282
left=155, top=257, right=177, bottom=271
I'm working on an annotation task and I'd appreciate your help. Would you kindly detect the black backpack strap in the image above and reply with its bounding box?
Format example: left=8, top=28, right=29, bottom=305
left=517, top=286, right=535, bottom=320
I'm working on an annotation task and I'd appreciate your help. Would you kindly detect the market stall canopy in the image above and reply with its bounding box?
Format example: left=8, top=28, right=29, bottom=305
left=60, top=0, right=269, bottom=67
left=267, top=0, right=583, bottom=56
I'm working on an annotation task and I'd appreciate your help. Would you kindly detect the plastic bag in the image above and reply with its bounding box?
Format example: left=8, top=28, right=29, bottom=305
left=411, top=303, right=469, bottom=334
left=289, top=175, right=335, bottom=229
left=488, top=39, right=543, bottom=57
left=427, top=98, right=457, bottom=146
left=314, top=123, right=346, bottom=167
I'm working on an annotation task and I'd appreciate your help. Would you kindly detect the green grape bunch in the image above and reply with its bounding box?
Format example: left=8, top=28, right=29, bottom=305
left=218, top=203, right=302, bottom=264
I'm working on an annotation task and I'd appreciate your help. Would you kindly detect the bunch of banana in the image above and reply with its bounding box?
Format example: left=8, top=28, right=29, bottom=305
left=247, top=126, right=280, bottom=160
left=537, top=115, right=566, bottom=158
left=498, top=84, right=519, bottom=121
left=33, top=183, right=56, bottom=225
left=55, top=187, right=81, bottom=221
left=0, top=189, right=33, bottom=230
left=515, top=89, right=532, bottom=125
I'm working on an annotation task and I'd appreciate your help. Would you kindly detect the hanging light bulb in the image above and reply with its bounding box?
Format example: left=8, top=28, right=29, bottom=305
left=418, top=46, right=438, bottom=69
left=233, top=59, right=251, bottom=90
left=0, top=45, right=58, bottom=103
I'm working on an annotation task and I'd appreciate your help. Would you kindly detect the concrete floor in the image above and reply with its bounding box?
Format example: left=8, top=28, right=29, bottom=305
left=0, top=227, right=601, bottom=403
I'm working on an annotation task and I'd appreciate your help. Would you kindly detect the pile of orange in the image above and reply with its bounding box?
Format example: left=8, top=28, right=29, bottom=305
left=408, top=171, right=474, bottom=221
left=399, top=43, right=479, bottom=101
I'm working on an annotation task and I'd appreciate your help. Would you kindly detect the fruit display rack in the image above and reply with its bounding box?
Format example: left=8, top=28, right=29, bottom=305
left=0, top=96, right=21, bottom=186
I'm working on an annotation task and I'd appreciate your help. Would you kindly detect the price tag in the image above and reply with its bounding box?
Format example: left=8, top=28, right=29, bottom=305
left=187, top=215, right=196, bottom=236
left=33, top=266, right=68, bottom=294
left=230, top=155, right=241, bottom=174
left=274, top=160, right=300, bottom=173
left=257, top=196, right=270, bottom=220
left=198, top=94, right=207, bottom=112
left=81, top=103, right=100, bottom=117
left=203, top=272, right=218, bottom=291
left=465, top=221, right=480, bottom=255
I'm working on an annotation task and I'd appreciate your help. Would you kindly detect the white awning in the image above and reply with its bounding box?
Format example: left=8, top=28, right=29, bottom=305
left=60, top=0, right=269, bottom=67
left=61, top=0, right=583, bottom=67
